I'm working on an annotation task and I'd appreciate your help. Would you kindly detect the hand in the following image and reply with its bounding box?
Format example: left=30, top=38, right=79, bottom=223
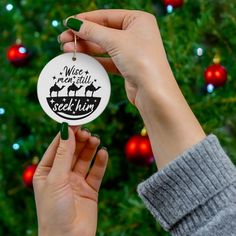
left=59, top=10, right=205, bottom=170
left=59, top=9, right=171, bottom=106
left=33, top=124, right=108, bottom=236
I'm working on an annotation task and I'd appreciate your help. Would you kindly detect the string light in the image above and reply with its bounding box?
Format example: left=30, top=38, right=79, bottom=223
left=0, top=108, right=5, bottom=115
left=12, top=143, right=20, bottom=150
left=19, top=46, right=27, bottom=54
left=167, top=5, right=174, bottom=13
left=6, top=3, right=13, bottom=11
left=207, top=84, right=214, bottom=93
left=197, top=47, right=204, bottom=57
left=51, top=20, right=59, bottom=27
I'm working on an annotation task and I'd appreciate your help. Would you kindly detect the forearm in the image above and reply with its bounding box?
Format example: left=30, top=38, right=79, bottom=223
left=135, top=64, right=205, bottom=169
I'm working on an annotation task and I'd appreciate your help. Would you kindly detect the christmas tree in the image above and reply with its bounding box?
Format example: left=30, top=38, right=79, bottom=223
left=1, top=0, right=236, bottom=235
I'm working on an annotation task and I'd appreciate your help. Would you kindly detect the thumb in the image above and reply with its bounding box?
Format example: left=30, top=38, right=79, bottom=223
left=50, top=122, right=76, bottom=176
left=65, top=17, right=119, bottom=51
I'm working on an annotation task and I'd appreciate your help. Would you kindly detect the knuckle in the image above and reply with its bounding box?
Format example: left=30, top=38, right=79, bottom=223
left=142, top=12, right=156, bottom=21
left=32, top=168, right=40, bottom=184
left=148, top=13, right=156, bottom=22
left=102, top=17, right=109, bottom=27
left=56, top=145, right=66, bottom=158
left=82, top=23, right=95, bottom=39
left=133, top=10, right=144, bottom=16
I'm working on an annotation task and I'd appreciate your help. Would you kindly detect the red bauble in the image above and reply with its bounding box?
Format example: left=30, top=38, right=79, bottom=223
left=204, top=64, right=227, bottom=87
left=7, top=44, right=30, bottom=66
left=22, top=164, right=37, bottom=187
left=164, top=0, right=184, bottom=8
left=125, top=135, right=154, bottom=166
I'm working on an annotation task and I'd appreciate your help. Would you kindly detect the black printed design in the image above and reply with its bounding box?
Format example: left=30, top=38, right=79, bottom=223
left=49, top=83, right=65, bottom=97
left=67, top=82, right=83, bottom=96
left=47, top=97, right=101, bottom=120
left=47, top=65, right=102, bottom=120
left=85, top=80, right=101, bottom=97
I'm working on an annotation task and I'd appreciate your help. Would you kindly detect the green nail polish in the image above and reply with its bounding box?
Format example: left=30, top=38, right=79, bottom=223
left=61, top=122, right=68, bottom=140
left=92, top=134, right=100, bottom=139
left=66, top=18, right=83, bottom=31
left=81, top=127, right=90, bottom=133
left=101, top=146, right=108, bottom=151
left=60, top=43, right=64, bottom=51
left=57, top=35, right=61, bottom=43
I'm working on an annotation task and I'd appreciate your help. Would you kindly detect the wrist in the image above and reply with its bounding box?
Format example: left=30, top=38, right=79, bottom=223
left=134, top=56, right=177, bottom=109
left=134, top=67, right=205, bottom=169
left=39, top=230, right=68, bottom=236
left=135, top=68, right=177, bottom=114
left=38, top=226, right=65, bottom=236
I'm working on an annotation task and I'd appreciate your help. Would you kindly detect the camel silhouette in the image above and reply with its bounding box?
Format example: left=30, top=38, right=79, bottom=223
left=67, top=82, right=83, bottom=96
left=85, top=82, right=101, bottom=97
left=49, top=83, right=65, bottom=97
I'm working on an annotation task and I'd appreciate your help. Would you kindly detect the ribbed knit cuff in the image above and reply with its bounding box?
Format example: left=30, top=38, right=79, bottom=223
left=137, top=134, right=236, bottom=234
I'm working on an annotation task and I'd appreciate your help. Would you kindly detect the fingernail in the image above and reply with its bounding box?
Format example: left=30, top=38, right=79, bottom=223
left=57, top=35, right=61, bottom=43
left=101, top=146, right=107, bottom=151
left=61, top=122, right=68, bottom=140
left=92, top=134, right=100, bottom=139
left=66, top=18, right=83, bottom=31
left=81, top=127, right=90, bottom=133
left=60, top=43, right=64, bottom=51
left=63, top=19, right=67, bottom=26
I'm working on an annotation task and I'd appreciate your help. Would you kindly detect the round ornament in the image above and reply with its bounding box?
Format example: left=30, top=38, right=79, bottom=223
left=163, top=0, right=184, bottom=8
left=37, top=53, right=111, bottom=125
left=23, top=164, right=37, bottom=187
left=7, top=44, right=30, bottom=66
left=204, top=64, right=227, bottom=87
left=125, top=134, right=154, bottom=166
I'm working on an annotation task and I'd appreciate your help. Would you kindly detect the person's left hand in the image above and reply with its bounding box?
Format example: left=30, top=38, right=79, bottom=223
left=33, top=124, right=108, bottom=236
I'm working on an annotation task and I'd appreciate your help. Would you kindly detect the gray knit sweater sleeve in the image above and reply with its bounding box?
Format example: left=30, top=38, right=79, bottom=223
left=137, top=135, right=236, bottom=236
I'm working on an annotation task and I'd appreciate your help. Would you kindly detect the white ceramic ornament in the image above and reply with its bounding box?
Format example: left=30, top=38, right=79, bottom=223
left=37, top=52, right=111, bottom=125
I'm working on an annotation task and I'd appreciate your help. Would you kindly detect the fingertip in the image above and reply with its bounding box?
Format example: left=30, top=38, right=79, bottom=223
left=90, top=135, right=101, bottom=146
left=85, top=146, right=109, bottom=191
left=81, top=127, right=91, bottom=133
left=63, top=19, right=68, bottom=27
left=60, top=125, right=75, bottom=144
left=58, top=30, right=74, bottom=44
left=70, top=125, right=80, bottom=133
left=57, top=34, right=61, bottom=43
left=75, top=127, right=91, bottom=142
left=97, top=148, right=109, bottom=165
left=65, top=17, right=83, bottom=32
left=60, top=43, right=64, bottom=51
left=60, top=122, right=69, bottom=140
left=68, top=126, right=75, bottom=138
left=101, top=146, right=108, bottom=152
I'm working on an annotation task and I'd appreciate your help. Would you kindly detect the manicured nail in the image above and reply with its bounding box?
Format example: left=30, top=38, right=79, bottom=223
left=81, top=127, right=90, bottom=134
left=57, top=35, right=61, bottom=43
left=66, top=18, right=83, bottom=31
left=63, top=19, right=67, bottom=26
left=60, top=43, right=64, bottom=51
left=101, top=146, right=107, bottom=151
left=61, top=122, right=68, bottom=140
left=92, top=134, right=100, bottom=139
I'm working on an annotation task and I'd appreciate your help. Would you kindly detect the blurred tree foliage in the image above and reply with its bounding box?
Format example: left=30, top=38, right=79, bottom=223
left=0, top=0, right=236, bottom=235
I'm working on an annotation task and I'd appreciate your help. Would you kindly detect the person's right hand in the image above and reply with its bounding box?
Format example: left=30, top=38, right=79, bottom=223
left=59, top=10, right=172, bottom=107
left=59, top=10, right=205, bottom=170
